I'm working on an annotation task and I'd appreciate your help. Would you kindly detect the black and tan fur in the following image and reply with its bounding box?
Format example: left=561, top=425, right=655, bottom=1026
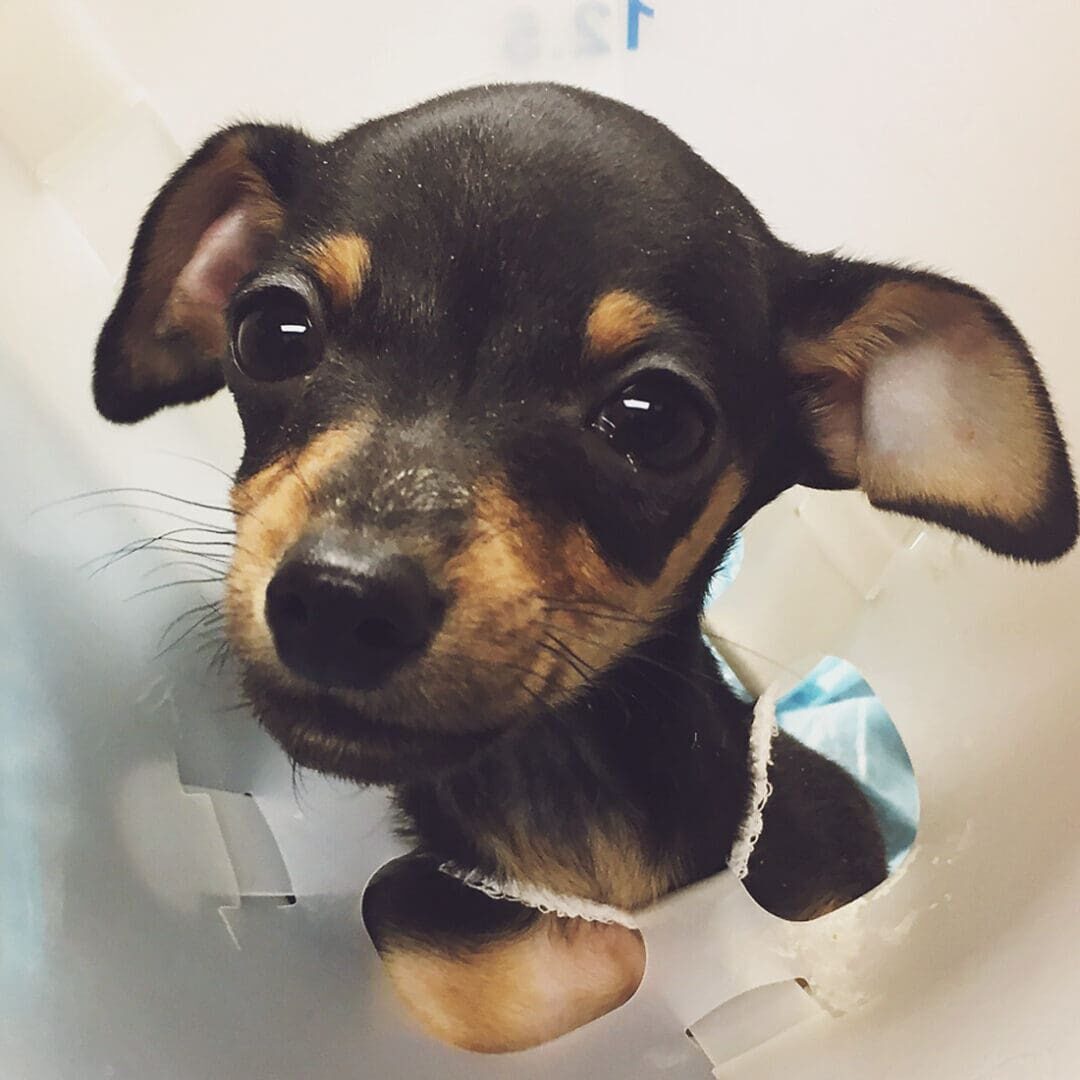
left=93, top=84, right=1077, bottom=1053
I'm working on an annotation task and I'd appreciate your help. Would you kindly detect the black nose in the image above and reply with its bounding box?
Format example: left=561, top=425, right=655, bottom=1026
left=265, top=542, right=444, bottom=690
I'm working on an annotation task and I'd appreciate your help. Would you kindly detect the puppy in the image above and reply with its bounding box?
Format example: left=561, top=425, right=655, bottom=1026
left=93, top=84, right=1077, bottom=1053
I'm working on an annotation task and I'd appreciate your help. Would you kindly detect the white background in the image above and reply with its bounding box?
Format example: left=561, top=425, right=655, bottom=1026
left=2, top=2, right=1080, bottom=1077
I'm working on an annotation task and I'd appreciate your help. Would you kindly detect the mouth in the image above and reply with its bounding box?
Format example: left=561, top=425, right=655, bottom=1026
left=244, top=670, right=502, bottom=784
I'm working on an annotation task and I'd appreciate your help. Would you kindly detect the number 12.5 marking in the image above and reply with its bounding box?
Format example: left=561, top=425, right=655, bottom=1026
left=577, top=0, right=655, bottom=55
left=627, top=0, right=655, bottom=50
left=505, top=2, right=655, bottom=63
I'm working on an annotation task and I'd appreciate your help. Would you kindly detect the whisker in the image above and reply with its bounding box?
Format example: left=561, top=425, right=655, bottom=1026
left=283, top=452, right=317, bottom=508
left=84, top=527, right=236, bottom=573
left=84, top=529, right=261, bottom=579
left=541, top=601, right=650, bottom=627
left=431, top=649, right=552, bottom=711
left=142, top=559, right=231, bottom=580
left=72, top=502, right=236, bottom=532
left=537, top=638, right=592, bottom=684
left=189, top=630, right=233, bottom=677
left=157, top=600, right=221, bottom=645
left=212, top=640, right=233, bottom=675
left=533, top=618, right=667, bottom=650
left=542, top=631, right=598, bottom=676
left=194, top=635, right=226, bottom=657
left=704, top=631, right=805, bottom=682
left=153, top=449, right=235, bottom=482
left=106, top=543, right=232, bottom=571
left=538, top=593, right=640, bottom=614
left=290, top=757, right=309, bottom=804
left=217, top=696, right=255, bottom=714
left=126, top=576, right=226, bottom=601
left=534, top=618, right=722, bottom=708
left=34, top=486, right=237, bottom=518
left=156, top=606, right=226, bottom=659
left=87, top=544, right=229, bottom=578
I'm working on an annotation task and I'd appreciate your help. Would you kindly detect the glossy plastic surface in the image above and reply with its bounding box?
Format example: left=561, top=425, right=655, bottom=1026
left=3, top=2, right=1080, bottom=1076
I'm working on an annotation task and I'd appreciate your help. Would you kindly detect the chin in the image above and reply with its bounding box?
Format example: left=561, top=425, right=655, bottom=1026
left=243, top=670, right=502, bottom=785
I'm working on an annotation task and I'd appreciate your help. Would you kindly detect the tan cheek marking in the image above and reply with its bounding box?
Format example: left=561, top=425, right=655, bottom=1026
left=453, top=470, right=743, bottom=909
left=381, top=917, right=644, bottom=1053
left=785, top=281, right=1049, bottom=523
left=646, top=465, right=746, bottom=602
left=436, top=468, right=744, bottom=713
left=125, top=132, right=285, bottom=388
left=437, top=481, right=578, bottom=702
left=584, top=289, right=660, bottom=362
left=555, top=464, right=745, bottom=623
left=225, top=422, right=372, bottom=662
left=302, top=233, right=372, bottom=311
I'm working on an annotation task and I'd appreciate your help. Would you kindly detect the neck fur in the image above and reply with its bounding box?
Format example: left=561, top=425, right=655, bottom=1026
left=395, top=614, right=754, bottom=911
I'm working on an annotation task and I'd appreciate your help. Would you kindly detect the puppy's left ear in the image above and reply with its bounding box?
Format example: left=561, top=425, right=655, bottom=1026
left=94, top=123, right=315, bottom=423
left=779, top=254, right=1078, bottom=562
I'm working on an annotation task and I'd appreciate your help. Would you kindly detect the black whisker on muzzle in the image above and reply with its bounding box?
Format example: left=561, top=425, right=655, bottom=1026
left=435, top=649, right=552, bottom=712
left=193, top=632, right=233, bottom=675
left=125, top=576, right=227, bottom=601
left=155, top=604, right=227, bottom=659
left=33, top=486, right=239, bottom=520
left=140, top=559, right=231, bottom=581
left=536, top=637, right=594, bottom=689
left=84, top=528, right=237, bottom=576
left=533, top=618, right=722, bottom=711
left=539, top=597, right=652, bottom=627
left=152, top=449, right=236, bottom=483
left=157, top=599, right=222, bottom=646
left=72, top=501, right=237, bottom=533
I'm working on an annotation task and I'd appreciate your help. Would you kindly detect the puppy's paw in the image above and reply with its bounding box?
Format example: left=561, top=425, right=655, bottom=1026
left=363, top=855, right=645, bottom=1053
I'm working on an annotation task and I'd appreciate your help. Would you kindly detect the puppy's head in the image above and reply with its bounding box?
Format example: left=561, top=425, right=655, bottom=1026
left=95, top=85, right=1077, bottom=783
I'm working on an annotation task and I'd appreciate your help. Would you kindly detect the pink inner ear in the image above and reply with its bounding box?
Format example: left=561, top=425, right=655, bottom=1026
left=858, top=330, right=1050, bottom=523
left=154, top=201, right=270, bottom=354
left=173, top=202, right=266, bottom=310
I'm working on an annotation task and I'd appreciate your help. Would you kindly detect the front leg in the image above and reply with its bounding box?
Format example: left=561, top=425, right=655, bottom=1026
left=745, top=730, right=889, bottom=920
left=362, top=854, right=646, bottom=1053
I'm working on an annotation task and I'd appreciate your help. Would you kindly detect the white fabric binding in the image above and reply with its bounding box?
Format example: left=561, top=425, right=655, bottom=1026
left=439, top=687, right=780, bottom=922
left=726, top=686, right=779, bottom=880
left=437, top=862, right=640, bottom=929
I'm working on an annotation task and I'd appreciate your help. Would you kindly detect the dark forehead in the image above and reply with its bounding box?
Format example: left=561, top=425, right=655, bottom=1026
left=267, top=85, right=779, bottom=414
left=320, top=85, right=756, bottom=245
left=304, top=90, right=767, bottom=307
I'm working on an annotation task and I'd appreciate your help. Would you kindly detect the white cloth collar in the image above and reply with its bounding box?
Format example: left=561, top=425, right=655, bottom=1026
left=438, top=688, right=779, bottom=926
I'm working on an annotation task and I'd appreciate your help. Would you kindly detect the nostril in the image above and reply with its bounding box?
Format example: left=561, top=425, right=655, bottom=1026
left=265, top=544, right=444, bottom=690
left=275, top=590, right=309, bottom=628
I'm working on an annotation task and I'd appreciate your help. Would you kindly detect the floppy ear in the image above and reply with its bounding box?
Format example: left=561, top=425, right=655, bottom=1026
left=779, top=254, right=1078, bottom=563
left=94, top=123, right=314, bottom=423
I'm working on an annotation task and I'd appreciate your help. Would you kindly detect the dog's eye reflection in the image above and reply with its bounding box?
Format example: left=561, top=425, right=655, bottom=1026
left=591, top=370, right=712, bottom=471
left=232, top=288, right=323, bottom=382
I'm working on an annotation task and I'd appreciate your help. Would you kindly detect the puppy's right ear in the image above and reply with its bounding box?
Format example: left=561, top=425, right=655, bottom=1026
left=94, top=124, right=314, bottom=423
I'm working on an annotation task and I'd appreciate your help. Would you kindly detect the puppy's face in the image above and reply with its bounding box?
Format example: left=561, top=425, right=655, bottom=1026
left=219, top=96, right=773, bottom=781
left=94, top=86, right=1077, bottom=784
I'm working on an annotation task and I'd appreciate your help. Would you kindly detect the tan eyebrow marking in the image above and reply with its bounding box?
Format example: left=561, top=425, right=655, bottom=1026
left=302, top=232, right=373, bottom=310
left=584, top=290, right=660, bottom=363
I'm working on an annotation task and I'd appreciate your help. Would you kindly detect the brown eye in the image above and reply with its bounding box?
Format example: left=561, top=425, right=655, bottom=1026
left=591, top=370, right=712, bottom=471
left=232, top=288, right=323, bottom=382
